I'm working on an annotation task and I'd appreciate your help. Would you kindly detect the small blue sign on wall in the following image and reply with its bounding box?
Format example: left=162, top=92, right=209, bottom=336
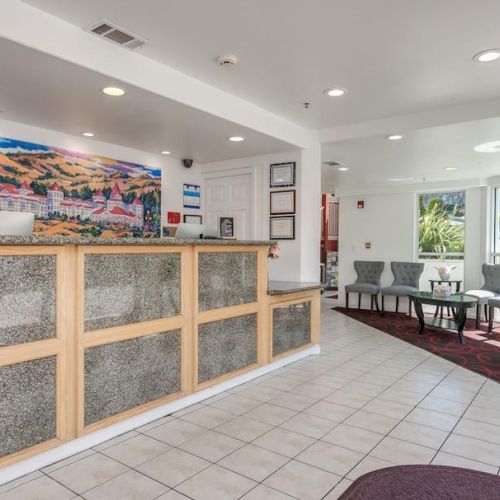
left=183, top=184, right=201, bottom=209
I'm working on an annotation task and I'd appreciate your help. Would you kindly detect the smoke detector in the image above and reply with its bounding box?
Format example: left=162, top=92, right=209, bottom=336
left=86, top=20, right=146, bottom=50
left=216, top=54, right=239, bottom=67
left=323, top=161, right=343, bottom=167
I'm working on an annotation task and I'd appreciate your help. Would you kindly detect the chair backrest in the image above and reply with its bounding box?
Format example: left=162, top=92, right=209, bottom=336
left=482, top=263, right=500, bottom=294
left=354, top=261, right=384, bottom=285
left=391, top=261, right=424, bottom=288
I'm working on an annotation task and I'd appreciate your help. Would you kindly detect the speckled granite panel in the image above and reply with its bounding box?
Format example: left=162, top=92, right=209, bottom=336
left=0, top=357, right=56, bottom=457
left=198, top=314, right=257, bottom=384
left=272, top=301, right=311, bottom=356
left=198, top=252, right=257, bottom=311
left=0, top=255, right=56, bottom=347
left=84, top=331, right=181, bottom=425
left=84, top=253, right=181, bottom=331
left=0, top=236, right=273, bottom=246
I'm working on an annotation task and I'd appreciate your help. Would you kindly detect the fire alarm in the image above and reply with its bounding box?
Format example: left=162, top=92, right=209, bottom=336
left=365, top=242, right=371, bottom=249
left=357, top=200, right=365, bottom=209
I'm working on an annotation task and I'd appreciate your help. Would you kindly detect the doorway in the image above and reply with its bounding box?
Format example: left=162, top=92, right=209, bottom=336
left=204, top=173, right=253, bottom=239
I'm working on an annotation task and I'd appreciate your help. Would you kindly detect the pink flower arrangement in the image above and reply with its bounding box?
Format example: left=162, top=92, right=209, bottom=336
left=433, top=283, right=452, bottom=297
left=268, top=243, right=280, bottom=260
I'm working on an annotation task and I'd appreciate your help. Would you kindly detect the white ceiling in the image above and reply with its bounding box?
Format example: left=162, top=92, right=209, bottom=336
left=0, top=37, right=295, bottom=162
left=321, top=117, right=500, bottom=193
left=21, top=0, right=500, bottom=129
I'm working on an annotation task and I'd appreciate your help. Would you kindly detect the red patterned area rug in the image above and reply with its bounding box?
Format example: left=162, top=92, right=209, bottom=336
left=334, top=307, right=500, bottom=382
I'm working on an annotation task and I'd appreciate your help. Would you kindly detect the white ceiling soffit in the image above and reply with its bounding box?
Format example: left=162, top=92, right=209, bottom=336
left=0, top=38, right=297, bottom=162
left=19, top=0, right=500, bottom=129
left=321, top=117, right=500, bottom=193
left=1, top=0, right=313, bottom=149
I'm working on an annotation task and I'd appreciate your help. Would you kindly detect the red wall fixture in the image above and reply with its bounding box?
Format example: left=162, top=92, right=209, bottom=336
left=167, top=211, right=181, bottom=224
left=357, top=200, right=365, bottom=209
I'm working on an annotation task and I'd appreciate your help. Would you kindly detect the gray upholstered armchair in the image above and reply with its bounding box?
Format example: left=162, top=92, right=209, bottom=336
left=345, top=261, right=384, bottom=312
left=381, top=262, right=424, bottom=315
left=466, top=263, right=500, bottom=328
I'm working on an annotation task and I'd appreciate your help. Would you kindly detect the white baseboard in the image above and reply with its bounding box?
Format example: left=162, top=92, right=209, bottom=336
left=0, top=345, right=320, bottom=486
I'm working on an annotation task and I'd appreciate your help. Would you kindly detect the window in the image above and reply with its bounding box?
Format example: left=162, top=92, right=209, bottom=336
left=417, top=191, right=465, bottom=290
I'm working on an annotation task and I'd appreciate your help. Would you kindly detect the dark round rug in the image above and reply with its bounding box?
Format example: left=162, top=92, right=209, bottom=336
left=339, top=465, right=500, bottom=499
left=333, top=307, right=500, bottom=382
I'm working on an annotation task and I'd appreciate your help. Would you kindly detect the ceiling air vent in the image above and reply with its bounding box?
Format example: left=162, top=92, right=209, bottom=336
left=86, top=20, right=146, bottom=50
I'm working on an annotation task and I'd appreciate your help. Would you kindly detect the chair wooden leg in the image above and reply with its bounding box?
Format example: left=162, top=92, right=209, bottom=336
left=346, top=292, right=349, bottom=310
left=484, top=304, right=489, bottom=323
left=358, top=293, right=362, bottom=310
left=370, top=295, right=374, bottom=312
left=476, top=304, right=481, bottom=329
left=381, top=295, right=385, bottom=315
left=395, top=296, right=399, bottom=313
left=375, top=295, right=380, bottom=313
left=408, top=298, right=412, bottom=316
left=488, top=306, right=494, bottom=333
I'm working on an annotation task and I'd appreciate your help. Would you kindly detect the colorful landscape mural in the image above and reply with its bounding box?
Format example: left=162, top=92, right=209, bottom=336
left=0, top=137, right=162, bottom=238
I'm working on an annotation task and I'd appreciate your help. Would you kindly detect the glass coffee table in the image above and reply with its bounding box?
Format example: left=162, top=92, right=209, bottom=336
left=409, top=291, right=478, bottom=344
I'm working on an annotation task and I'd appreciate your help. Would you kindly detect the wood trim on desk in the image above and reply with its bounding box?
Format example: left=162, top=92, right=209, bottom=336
left=83, top=317, right=184, bottom=348
left=195, top=362, right=262, bottom=392
left=0, top=439, right=62, bottom=470
left=0, top=338, right=62, bottom=368
left=81, top=390, right=185, bottom=435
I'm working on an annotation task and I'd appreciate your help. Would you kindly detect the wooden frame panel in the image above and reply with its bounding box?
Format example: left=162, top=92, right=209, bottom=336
left=0, top=242, right=321, bottom=469
left=76, top=246, right=190, bottom=434
left=192, top=246, right=268, bottom=391
left=0, top=245, right=73, bottom=467
left=268, top=290, right=321, bottom=362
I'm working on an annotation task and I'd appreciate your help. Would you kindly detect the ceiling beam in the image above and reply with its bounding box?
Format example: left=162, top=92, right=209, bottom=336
left=318, top=97, right=500, bottom=145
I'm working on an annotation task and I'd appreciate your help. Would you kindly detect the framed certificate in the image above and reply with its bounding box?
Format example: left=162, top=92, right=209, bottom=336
left=219, top=216, right=234, bottom=238
left=270, top=162, right=296, bottom=188
left=270, top=216, right=295, bottom=240
left=270, top=190, right=295, bottom=215
left=183, top=214, right=202, bottom=224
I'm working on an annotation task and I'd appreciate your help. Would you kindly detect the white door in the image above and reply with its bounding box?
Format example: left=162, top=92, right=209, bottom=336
left=204, top=173, right=253, bottom=239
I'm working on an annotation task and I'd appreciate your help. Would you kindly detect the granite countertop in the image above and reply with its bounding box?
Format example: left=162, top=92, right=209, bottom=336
left=268, top=281, right=325, bottom=295
left=0, top=236, right=274, bottom=246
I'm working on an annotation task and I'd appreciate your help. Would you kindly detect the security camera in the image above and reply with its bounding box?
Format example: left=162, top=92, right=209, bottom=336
left=183, top=159, right=194, bottom=169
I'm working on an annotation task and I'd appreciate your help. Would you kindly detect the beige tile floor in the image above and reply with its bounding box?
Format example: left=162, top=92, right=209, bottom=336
left=1, top=299, right=500, bottom=500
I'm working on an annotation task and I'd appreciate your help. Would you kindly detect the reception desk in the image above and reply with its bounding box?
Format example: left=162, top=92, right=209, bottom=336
left=0, top=237, right=321, bottom=473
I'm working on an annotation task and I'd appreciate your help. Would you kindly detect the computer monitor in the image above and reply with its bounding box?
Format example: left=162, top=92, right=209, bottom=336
left=0, top=211, right=35, bottom=236
left=175, top=223, right=219, bottom=239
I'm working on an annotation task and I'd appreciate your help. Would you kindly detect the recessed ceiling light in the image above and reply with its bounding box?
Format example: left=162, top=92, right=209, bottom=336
left=82, top=132, right=94, bottom=137
left=387, top=134, right=404, bottom=141
left=324, top=88, right=346, bottom=97
left=338, top=167, right=349, bottom=171
left=473, top=49, right=500, bottom=62
left=228, top=136, right=245, bottom=142
left=445, top=167, right=457, bottom=171
left=102, top=86, right=126, bottom=96
left=474, top=141, right=500, bottom=153
left=388, top=177, right=415, bottom=182
left=160, top=150, right=171, bottom=155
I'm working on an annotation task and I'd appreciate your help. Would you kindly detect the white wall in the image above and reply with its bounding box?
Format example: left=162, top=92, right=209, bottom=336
left=202, top=147, right=321, bottom=282
left=338, top=186, right=487, bottom=309
left=338, top=192, right=416, bottom=309
left=0, top=118, right=202, bottom=224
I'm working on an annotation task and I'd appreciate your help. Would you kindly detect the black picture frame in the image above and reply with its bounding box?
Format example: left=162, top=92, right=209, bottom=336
left=270, top=189, right=296, bottom=215
left=219, top=216, right=234, bottom=238
left=270, top=162, right=296, bottom=188
left=183, top=214, right=202, bottom=224
left=270, top=216, right=295, bottom=240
